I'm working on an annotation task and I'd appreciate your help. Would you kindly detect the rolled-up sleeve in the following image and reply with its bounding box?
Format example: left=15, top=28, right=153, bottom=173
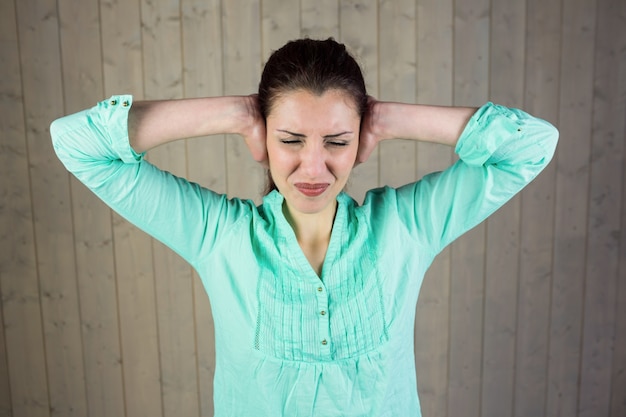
left=50, top=95, right=245, bottom=266
left=395, top=102, right=559, bottom=254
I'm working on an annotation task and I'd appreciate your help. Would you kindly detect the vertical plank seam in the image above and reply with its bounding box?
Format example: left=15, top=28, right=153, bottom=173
left=219, top=0, right=229, bottom=195
left=0, top=305, right=12, bottom=415
left=446, top=0, right=457, bottom=414
left=0, top=0, right=20, bottom=412
left=582, top=1, right=613, bottom=415
left=56, top=0, right=95, bottom=412
left=411, top=0, right=417, bottom=182
left=606, top=0, right=626, bottom=411
left=103, top=0, right=132, bottom=410
left=544, top=0, right=566, bottom=414
left=337, top=0, right=341, bottom=41
left=479, top=1, right=494, bottom=415
left=259, top=0, right=264, bottom=59
left=414, top=0, right=418, bottom=105
left=298, top=0, right=303, bottom=37
left=0, top=2, right=21, bottom=397
left=567, top=0, right=593, bottom=413
left=510, top=1, right=528, bottom=416
left=412, top=0, right=418, bottom=402
left=410, top=0, right=419, bottom=182
left=109, top=216, right=129, bottom=417
left=515, top=0, right=526, bottom=407
left=29, top=0, right=65, bottom=415
left=609, top=25, right=626, bottom=411
left=375, top=0, right=381, bottom=187
left=542, top=0, right=563, bottom=409
left=139, top=0, right=148, bottom=99
left=109, top=203, right=130, bottom=416
left=478, top=213, right=487, bottom=417
left=96, top=0, right=106, bottom=99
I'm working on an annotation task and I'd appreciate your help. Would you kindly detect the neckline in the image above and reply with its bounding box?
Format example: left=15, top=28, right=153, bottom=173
left=263, top=191, right=351, bottom=280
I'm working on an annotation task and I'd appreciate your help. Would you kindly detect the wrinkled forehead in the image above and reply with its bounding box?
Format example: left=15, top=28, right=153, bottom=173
left=266, top=88, right=361, bottom=120
left=266, top=89, right=361, bottom=134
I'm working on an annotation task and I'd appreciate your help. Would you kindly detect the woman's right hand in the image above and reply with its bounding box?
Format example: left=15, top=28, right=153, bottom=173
left=238, top=94, right=268, bottom=168
left=127, top=94, right=269, bottom=164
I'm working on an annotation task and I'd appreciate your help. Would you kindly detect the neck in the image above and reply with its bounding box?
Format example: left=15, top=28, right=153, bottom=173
left=283, top=200, right=337, bottom=277
left=282, top=200, right=337, bottom=244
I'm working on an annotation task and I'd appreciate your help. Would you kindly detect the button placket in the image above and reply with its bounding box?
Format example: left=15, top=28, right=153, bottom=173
left=316, top=283, right=331, bottom=356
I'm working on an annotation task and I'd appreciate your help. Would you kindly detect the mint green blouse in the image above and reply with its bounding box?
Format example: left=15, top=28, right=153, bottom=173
left=51, top=96, right=558, bottom=417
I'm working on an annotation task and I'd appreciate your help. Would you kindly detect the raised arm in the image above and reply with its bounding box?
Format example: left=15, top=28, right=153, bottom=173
left=50, top=94, right=265, bottom=266
left=128, top=95, right=267, bottom=163
left=356, top=98, right=477, bottom=164
left=360, top=100, right=559, bottom=254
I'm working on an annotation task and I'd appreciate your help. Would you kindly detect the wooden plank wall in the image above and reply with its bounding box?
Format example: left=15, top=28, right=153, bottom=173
left=0, top=1, right=624, bottom=416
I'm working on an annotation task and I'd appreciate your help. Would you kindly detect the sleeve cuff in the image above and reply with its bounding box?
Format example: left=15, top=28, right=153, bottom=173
left=97, top=94, right=144, bottom=163
left=455, top=102, right=523, bottom=166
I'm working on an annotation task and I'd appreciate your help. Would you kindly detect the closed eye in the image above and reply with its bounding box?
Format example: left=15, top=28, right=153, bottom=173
left=280, top=138, right=302, bottom=144
left=326, top=140, right=348, bottom=147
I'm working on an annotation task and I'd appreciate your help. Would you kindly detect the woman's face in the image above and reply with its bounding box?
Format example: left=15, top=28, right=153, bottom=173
left=266, top=89, right=360, bottom=217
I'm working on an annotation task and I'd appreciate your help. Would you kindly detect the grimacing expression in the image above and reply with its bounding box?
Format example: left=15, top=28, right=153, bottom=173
left=266, top=89, right=361, bottom=217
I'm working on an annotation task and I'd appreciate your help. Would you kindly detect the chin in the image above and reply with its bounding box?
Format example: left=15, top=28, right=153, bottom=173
left=285, top=188, right=339, bottom=215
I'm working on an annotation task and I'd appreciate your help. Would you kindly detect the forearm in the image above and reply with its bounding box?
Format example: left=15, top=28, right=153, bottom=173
left=372, top=102, right=477, bottom=147
left=129, top=95, right=252, bottom=153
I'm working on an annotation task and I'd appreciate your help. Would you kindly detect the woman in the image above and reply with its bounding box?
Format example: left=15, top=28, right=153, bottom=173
left=51, top=38, right=558, bottom=416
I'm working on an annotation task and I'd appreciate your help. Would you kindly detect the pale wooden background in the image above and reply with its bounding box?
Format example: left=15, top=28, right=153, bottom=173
left=0, top=0, right=624, bottom=416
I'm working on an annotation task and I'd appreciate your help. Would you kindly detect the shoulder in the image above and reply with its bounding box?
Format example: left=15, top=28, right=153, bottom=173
left=359, top=185, right=403, bottom=220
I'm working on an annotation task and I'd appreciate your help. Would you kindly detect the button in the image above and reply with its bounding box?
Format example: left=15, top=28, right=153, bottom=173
left=317, top=287, right=323, bottom=292
left=321, top=339, right=328, bottom=345
left=320, top=310, right=326, bottom=316
left=122, top=100, right=129, bottom=107
left=110, top=99, right=117, bottom=105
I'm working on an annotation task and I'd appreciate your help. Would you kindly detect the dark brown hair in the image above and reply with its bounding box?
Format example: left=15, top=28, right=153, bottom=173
left=258, top=38, right=367, bottom=194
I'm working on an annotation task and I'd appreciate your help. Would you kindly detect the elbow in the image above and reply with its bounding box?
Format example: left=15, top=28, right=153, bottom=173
left=49, top=116, right=67, bottom=161
left=539, top=119, right=559, bottom=166
left=49, top=113, right=84, bottom=172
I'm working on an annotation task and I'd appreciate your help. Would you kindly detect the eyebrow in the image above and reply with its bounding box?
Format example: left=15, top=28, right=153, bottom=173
left=277, top=129, right=353, bottom=139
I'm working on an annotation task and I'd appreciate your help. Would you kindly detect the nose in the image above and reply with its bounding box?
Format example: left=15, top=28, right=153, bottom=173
left=300, top=144, right=327, bottom=178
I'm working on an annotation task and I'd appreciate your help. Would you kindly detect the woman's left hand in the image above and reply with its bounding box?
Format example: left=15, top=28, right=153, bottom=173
left=356, top=96, right=387, bottom=166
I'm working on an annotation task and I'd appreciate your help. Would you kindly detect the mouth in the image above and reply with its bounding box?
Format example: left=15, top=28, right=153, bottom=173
left=294, top=182, right=330, bottom=197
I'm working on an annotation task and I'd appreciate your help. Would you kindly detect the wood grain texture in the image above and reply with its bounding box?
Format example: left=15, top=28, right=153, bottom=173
left=100, top=0, right=144, bottom=96
left=579, top=0, right=624, bottom=415
left=222, top=0, right=264, bottom=200
left=99, top=1, right=163, bottom=416
left=301, top=0, right=339, bottom=39
left=57, top=0, right=126, bottom=416
left=0, top=2, right=624, bottom=416
left=0, top=2, right=50, bottom=416
left=339, top=0, right=379, bottom=203
left=378, top=0, right=417, bottom=187
left=547, top=1, right=597, bottom=417
left=261, top=0, right=300, bottom=62
left=0, top=305, right=10, bottom=417
left=610, top=3, right=626, bottom=414
left=16, top=0, right=88, bottom=415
